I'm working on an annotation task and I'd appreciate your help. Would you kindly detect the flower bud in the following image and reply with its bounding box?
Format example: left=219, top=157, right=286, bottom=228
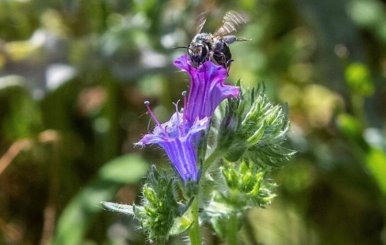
left=216, top=87, right=295, bottom=166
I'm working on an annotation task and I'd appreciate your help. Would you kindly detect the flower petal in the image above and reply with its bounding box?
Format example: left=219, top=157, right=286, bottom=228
left=174, top=54, right=240, bottom=122
left=135, top=112, right=209, bottom=182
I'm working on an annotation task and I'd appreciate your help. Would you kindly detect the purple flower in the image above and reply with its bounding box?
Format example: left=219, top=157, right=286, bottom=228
left=174, top=54, right=240, bottom=123
left=136, top=55, right=240, bottom=182
left=136, top=101, right=209, bottom=182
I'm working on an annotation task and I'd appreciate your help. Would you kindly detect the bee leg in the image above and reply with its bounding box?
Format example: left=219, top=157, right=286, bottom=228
left=223, top=35, right=238, bottom=44
left=226, top=59, right=234, bottom=74
left=211, top=51, right=225, bottom=67
left=208, top=51, right=219, bottom=66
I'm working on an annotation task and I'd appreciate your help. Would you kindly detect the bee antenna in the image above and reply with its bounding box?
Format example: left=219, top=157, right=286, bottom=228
left=172, top=46, right=188, bottom=49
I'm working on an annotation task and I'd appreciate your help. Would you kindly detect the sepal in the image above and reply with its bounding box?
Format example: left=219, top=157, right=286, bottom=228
left=101, top=202, right=134, bottom=215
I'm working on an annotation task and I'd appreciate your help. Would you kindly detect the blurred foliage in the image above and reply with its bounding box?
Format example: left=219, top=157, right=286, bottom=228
left=0, top=0, right=385, bottom=244
left=55, top=154, right=148, bottom=245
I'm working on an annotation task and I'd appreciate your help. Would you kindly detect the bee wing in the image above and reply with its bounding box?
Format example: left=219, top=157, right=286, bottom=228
left=213, top=11, right=248, bottom=37
left=196, top=12, right=207, bottom=34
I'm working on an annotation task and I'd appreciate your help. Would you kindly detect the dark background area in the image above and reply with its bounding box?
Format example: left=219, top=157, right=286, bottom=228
left=0, top=0, right=385, bottom=244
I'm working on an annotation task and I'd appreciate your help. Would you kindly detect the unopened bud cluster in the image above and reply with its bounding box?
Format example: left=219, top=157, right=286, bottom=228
left=216, top=87, right=294, bottom=165
left=221, top=160, right=276, bottom=208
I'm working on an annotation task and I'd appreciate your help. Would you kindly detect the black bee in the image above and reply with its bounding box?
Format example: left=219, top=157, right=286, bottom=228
left=188, top=11, right=248, bottom=69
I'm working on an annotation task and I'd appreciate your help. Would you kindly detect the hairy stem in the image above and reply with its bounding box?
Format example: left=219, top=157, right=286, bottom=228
left=203, top=148, right=222, bottom=171
left=226, top=213, right=238, bottom=245
left=189, top=198, right=202, bottom=245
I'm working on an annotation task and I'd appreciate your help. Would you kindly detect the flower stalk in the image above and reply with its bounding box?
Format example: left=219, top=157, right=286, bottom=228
left=226, top=213, right=238, bottom=245
left=189, top=198, right=202, bottom=245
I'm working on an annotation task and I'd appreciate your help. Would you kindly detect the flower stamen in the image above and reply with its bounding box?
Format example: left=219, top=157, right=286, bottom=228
left=144, top=101, right=166, bottom=134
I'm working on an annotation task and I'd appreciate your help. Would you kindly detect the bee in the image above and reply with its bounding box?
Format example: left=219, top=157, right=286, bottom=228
left=188, top=11, right=249, bottom=69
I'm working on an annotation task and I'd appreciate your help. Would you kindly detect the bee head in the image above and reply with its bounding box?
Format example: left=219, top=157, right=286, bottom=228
left=188, top=41, right=209, bottom=67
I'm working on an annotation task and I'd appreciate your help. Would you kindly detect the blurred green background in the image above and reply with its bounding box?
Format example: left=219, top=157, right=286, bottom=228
left=0, top=0, right=385, bottom=244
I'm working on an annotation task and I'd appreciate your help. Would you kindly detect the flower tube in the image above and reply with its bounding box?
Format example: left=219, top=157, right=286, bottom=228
left=174, top=54, right=240, bottom=123
left=136, top=101, right=209, bottom=182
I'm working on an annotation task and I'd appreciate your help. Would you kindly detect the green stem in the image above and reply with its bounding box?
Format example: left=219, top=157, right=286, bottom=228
left=226, top=213, right=238, bottom=245
left=203, top=148, right=222, bottom=171
left=189, top=198, right=201, bottom=245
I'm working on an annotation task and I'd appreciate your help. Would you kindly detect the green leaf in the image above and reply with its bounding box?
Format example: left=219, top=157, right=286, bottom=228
left=336, top=113, right=363, bottom=139
left=344, top=63, right=374, bottom=96
left=347, top=0, right=384, bottom=28
left=54, top=154, right=148, bottom=245
left=366, top=147, right=386, bottom=195
left=99, top=154, right=149, bottom=182
left=169, top=215, right=193, bottom=236
left=0, top=76, right=42, bottom=140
